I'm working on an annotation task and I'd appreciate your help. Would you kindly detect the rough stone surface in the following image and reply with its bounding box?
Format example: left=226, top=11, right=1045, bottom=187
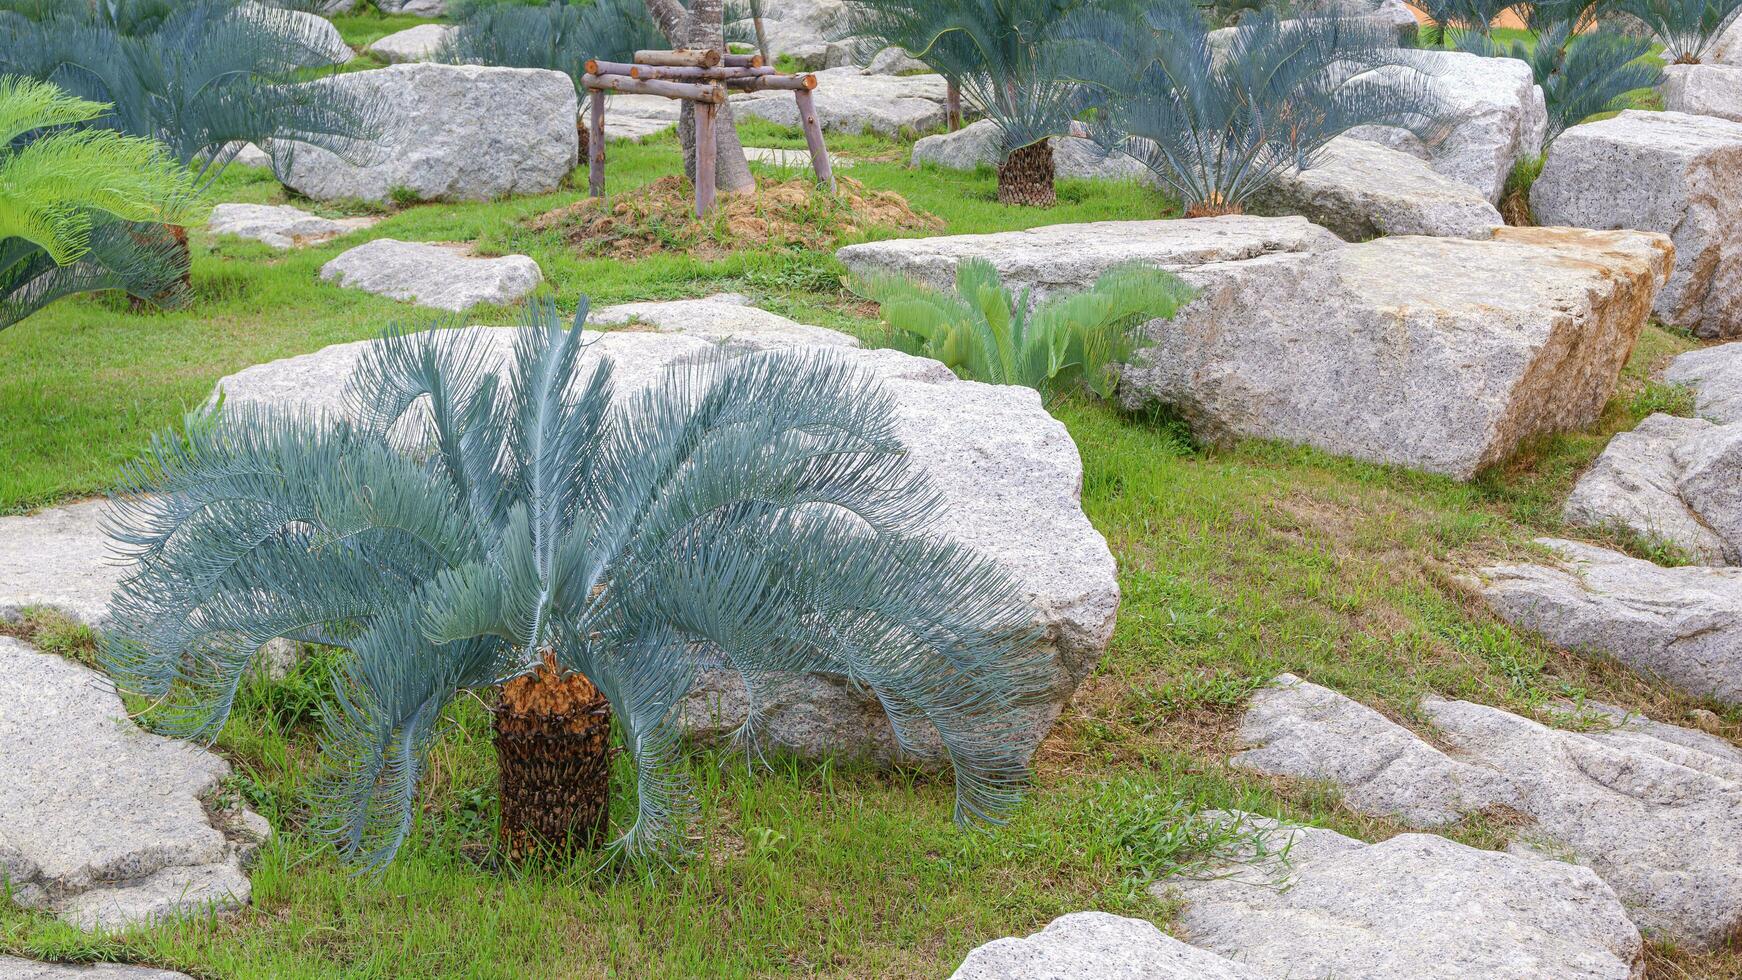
left=1350, top=50, right=1547, bottom=203
left=1482, top=537, right=1742, bottom=703
left=1158, top=812, right=1644, bottom=980
left=1120, top=227, right=1673, bottom=479
left=864, top=46, right=930, bottom=75
left=206, top=203, right=376, bottom=250
left=589, top=297, right=860, bottom=352
left=0, top=499, right=122, bottom=628
left=1666, top=341, right=1742, bottom=422
left=1246, top=134, right=1503, bottom=240
left=278, top=63, right=577, bottom=203
left=231, top=142, right=272, bottom=169
left=0, top=961, right=194, bottom=980
left=209, top=308, right=1119, bottom=765
left=728, top=0, right=852, bottom=70
left=733, top=67, right=948, bottom=135
left=1231, top=674, right=1742, bottom=946
left=910, top=119, right=1157, bottom=185
left=600, top=94, right=680, bottom=142
left=375, top=0, right=443, bottom=15
left=1562, top=412, right=1730, bottom=563
left=950, top=912, right=1265, bottom=980
left=319, top=239, right=542, bottom=312
left=364, top=23, right=453, bottom=64
left=1714, top=15, right=1742, bottom=65
left=1533, top=110, right=1742, bottom=339
left=1660, top=63, right=1742, bottom=123
left=0, top=637, right=263, bottom=930
left=835, top=214, right=1343, bottom=301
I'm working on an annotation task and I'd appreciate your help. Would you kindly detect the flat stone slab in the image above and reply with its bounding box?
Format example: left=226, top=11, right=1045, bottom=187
left=319, top=239, right=542, bottom=312
left=733, top=68, right=949, bottom=135
left=1482, top=537, right=1742, bottom=703
left=208, top=306, right=1119, bottom=765
left=206, top=203, right=377, bottom=250
left=1247, top=134, right=1503, bottom=240
left=1230, top=674, right=1742, bottom=946
left=836, top=215, right=1343, bottom=301
left=278, top=63, right=577, bottom=203
left=1157, top=812, right=1643, bottom=980
left=742, top=146, right=852, bottom=169
left=1533, top=110, right=1742, bottom=339
left=588, top=296, right=860, bottom=352
left=364, top=24, right=453, bottom=64
left=0, top=499, right=121, bottom=628
left=1666, top=342, right=1742, bottom=423
left=910, top=119, right=1157, bottom=186
left=1661, top=63, right=1742, bottom=123
left=0, top=636, right=265, bottom=931
left=1120, top=226, right=1673, bottom=479
left=950, top=912, right=1265, bottom=980
left=600, top=94, right=679, bottom=142
left=0, top=960, right=193, bottom=979
left=1562, top=412, right=1731, bottom=563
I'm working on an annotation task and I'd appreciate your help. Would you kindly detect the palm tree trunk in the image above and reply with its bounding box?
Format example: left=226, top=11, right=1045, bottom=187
left=494, top=652, right=612, bottom=861
left=996, top=141, right=1056, bottom=207
left=646, top=0, right=756, bottom=194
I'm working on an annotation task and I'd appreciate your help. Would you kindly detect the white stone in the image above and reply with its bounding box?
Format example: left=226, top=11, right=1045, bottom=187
left=1229, top=675, right=1742, bottom=947
left=1666, top=341, right=1742, bottom=422
left=375, top=0, right=444, bottom=14
left=1120, top=227, right=1673, bottom=479
left=600, top=94, right=680, bottom=142
left=1351, top=50, right=1546, bottom=203
left=0, top=960, right=194, bottom=979
left=1246, top=134, right=1503, bottom=240
left=910, top=119, right=1157, bottom=186
left=728, top=0, right=852, bottom=70
left=278, top=64, right=577, bottom=203
left=733, top=67, right=949, bottom=135
left=863, top=46, right=930, bottom=75
left=1661, top=64, right=1742, bottom=123
left=1158, top=812, right=1643, bottom=980
left=1562, top=412, right=1730, bottom=563
left=0, top=499, right=121, bottom=628
left=835, top=215, right=1343, bottom=301
left=319, top=239, right=542, bottom=313
left=206, top=203, right=377, bottom=250
left=588, top=297, right=860, bottom=352
left=742, top=146, right=851, bottom=169
left=950, top=912, right=1266, bottom=980
left=1533, top=110, right=1742, bottom=339
left=364, top=24, right=453, bottom=64
left=1713, top=15, right=1742, bottom=64
left=209, top=310, right=1119, bottom=765
left=230, top=142, right=272, bottom=169
left=244, top=5, right=351, bottom=67
left=0, top=637, right=262, bottom=930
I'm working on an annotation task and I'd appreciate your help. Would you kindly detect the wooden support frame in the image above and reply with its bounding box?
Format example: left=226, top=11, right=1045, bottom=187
left=582, top=51, right=835, bottom=217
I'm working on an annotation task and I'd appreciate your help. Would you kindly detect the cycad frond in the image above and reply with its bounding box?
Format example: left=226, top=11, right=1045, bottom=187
left=436, top=0, right=667, bottom=91
left=0, top=219, right=188, bottom=329
left=1614, top=0, right=1742, bottom=62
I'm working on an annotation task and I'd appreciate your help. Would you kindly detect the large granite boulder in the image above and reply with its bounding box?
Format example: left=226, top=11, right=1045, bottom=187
left=1660, top=63, right=1742, bottom=122
left=319, top=239, right=543, bottom=313
left=910, top=119, right=1156, bottom=185
left=208, top=304, right=1119, bottom=766
left=727, top=0, right=852, bottom=70
left=278, top=63, right=577, bottom=203
left=1349, top=50, right=1546, bottom=203
left=1119, top=227, right=1673, bottom=479
left=1246, top=134, right=1503, bottom=240
left=1562, top=413, right=1731, bottom=563
left=0, top=962, right=193, bottom=979
left=206, top=203, right=377, bottom=250
left=245, top=5, right=350, bottom=67
left=0, top=499, right=124, bottom=628
left=588, top=295, right=860, bottom=351
left=1157, top=812, right=1644, bottom=980
left=0, top=637, right=267, bottom=930
left=733, top=68, right=948, bottom=135
left=1229, top=674, right=1742, bottom=947
left=364, top=24, right=453, bottom=64
left=1481, top=538, right=1742, bottom=703
left=836, top=214, right=1343, bottom=300
left=1666, top=340, right=1742, bottom=423
left=1533, top=110, right=1742, bottom=339
left=950, top=913, right=1265, bottom=980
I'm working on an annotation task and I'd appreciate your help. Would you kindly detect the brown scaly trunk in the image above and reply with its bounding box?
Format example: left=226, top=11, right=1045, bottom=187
left=997, top=141, right=1056, bottom=207
left=129, top=223, right=192, bottom=311
left=1184, top=196, right=1242, bottom=218
left=494, top=652, right=612, bottom=862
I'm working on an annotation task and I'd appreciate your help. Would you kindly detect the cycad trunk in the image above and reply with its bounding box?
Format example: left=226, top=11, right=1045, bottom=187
left=1184, top=198, right=1242, bottom=218
left=494, top=653, right=612, bottom=861
left=997, top=141, right=1056, bottom=207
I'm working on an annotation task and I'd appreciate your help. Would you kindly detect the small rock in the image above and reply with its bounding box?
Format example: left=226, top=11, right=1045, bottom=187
left=588, top=297, right=860, bottom=352
left=1562, top=412, right=1729, bottom=563
left=1666, top=342, right=1742, bottom=423
left=1533, top=110, right=1742, bottom=339
left=727, top=0, right=852, bottom=70
left=741, top=146, right=851, bottom=169
left=733, top=67, right=949, bottom=135
left=863, top=46, right=930, bottom=75
left=910, top=119, right=1157, bottom=185
left=206, top=203, right=377, bottom=250
left=950, top=912, right=1266, bottom=980
left=598, top=94, right=680, bottom=142
left=319, top=239, right=543, bottom=313
left=229, top=142, right=272, bottom=169
left=1689, top=707, right=1725, bottom=732
left=374, top=0, right=444, bottom=14
left=364, top=24, right=454, bottom=64
left=0, top=960, right=194, bottom=979
left=1159, top=811, right=1644, bottom=980
left=1246, top=134, right=1503, bottom=240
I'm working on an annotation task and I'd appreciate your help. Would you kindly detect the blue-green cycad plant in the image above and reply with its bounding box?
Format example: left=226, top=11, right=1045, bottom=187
left=0, top=0, right=387, bottom=187
left=437, top=0, right=667, bottom=90
left=846, top=0, right=1104, bottom=206
left=851, top=259, right=1195, bottom=399
left=1613, top=0, right=1742, bottom=61
left=1071, top=4, right=1447, bottom=217
left=1466, top=19, right=1661, bottom=146
left=101, top=301, right=1053, bottom=868
left=1417, top=0, right=1520, bottom=45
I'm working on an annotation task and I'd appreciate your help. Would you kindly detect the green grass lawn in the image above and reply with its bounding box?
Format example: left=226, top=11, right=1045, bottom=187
left=2, top=116, right=1738, bottom=978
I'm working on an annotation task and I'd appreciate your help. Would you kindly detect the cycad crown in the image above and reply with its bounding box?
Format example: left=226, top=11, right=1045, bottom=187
left=102, top=302, right=1055, bottom=867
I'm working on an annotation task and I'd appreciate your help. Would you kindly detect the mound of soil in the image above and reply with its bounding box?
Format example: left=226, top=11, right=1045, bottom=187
left=532, top=175, right=942, bottom=260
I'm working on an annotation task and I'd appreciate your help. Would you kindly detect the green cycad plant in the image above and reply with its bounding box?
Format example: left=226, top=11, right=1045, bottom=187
left=846, top=0, right=1103, bottom=206
left=1, top=75, right=193, bottom=328
left=101, top=301, right=1054, bottom=868
left=851, top=259, right=1195, bottom=399
left=438, top=0, right=667, bottom=87
left=1468, top=20, right=1661, bottom=147
left=1613, top=0, right=1742, bottom=62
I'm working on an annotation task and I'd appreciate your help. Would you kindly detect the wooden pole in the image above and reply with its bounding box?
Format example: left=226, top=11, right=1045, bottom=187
left=631, top=65, right=777, bottom=81
left=635, top=48, right=721, bottom=68
left=695, top=100, right=718, bottom=218
left=588, top=89, right=606, bottom=197
left=581, top=73, right=724, bottom=103
left=793, top=88, right=834, bottom=193
left=725, top=73, right=817, bottom=92
left=722, top=53, right=764, bottom=68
